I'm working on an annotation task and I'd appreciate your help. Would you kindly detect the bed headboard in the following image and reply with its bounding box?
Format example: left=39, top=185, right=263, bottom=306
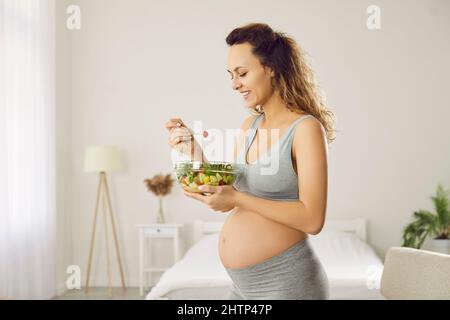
left=193, top=218, right=367, bottom=244
left=322, top=218, right=367, bottom=241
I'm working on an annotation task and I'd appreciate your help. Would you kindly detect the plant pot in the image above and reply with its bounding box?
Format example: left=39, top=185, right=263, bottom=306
left=431, top=239, right=450, bottom=254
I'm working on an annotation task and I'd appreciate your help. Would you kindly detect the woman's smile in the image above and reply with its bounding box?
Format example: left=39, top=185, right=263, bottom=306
left=241, top=91, right=251, bottom=100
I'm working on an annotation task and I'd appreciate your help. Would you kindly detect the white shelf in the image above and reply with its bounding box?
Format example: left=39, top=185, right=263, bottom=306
left=136, top=224, right=183, bottom=297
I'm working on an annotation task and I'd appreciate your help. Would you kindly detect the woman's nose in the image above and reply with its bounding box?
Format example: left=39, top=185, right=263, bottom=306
left=231, top=78, right=242, bottom=91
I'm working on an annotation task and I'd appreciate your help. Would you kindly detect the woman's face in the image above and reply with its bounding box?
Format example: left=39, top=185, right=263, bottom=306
left=227, top=42, right=274, bottom=109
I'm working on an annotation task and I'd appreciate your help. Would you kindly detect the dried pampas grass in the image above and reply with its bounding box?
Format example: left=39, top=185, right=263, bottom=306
left=143, top=173, right=174, bottom=197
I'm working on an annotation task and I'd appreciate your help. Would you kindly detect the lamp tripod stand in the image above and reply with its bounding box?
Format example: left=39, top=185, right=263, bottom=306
left=85, top=171, right=126, bottom=296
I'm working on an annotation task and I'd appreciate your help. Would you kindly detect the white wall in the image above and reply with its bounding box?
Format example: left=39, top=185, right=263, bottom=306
left=57, top=0, right=450, bottom=287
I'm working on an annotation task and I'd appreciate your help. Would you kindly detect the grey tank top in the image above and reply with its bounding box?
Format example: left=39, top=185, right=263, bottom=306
left=233, top=113, right=315, bottom=201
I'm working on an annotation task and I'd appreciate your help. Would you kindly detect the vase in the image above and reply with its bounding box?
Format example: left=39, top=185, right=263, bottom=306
left=431, top=239, right=450, bottom=254
left=156, top=196, right=165, bottom=224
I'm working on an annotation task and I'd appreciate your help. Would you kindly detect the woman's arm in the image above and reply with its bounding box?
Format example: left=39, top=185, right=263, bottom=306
left=235, top=117, right=328, bottom=235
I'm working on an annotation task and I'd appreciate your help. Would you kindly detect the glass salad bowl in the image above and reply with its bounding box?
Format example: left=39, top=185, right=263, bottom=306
left=173, top=161, right=241, bottom=193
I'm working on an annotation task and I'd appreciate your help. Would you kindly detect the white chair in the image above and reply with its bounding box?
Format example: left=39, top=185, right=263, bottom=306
left=380, top=247, right=450, bottom=300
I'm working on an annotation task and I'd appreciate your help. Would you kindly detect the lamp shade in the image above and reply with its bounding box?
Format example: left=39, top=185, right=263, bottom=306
left=84, top=146, right=123, bottom=173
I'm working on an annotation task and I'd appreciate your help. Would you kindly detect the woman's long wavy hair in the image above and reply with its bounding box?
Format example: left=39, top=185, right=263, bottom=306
left=226, top=23, right=336, bottom=144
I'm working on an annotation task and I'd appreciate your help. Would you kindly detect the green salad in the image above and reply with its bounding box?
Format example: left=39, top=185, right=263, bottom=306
left=174, top=161, right=238, bottom=193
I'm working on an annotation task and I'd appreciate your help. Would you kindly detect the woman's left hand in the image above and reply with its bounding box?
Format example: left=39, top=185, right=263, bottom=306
left=183, top=185, right=238, bottom=213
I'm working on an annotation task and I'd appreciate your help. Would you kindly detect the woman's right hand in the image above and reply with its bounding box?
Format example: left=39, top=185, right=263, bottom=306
left=166, top=118, right=194, bottom=155
left=166, top=118, right=209, bottom=163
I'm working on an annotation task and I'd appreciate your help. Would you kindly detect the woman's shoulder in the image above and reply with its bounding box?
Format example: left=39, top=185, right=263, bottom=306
left=292, top=115, right=327, bottom=151
left=298, top=114, right=324, bottom=132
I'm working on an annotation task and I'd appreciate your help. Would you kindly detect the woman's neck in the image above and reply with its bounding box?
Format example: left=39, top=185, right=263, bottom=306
left=260, top=91, right=303, bottom=128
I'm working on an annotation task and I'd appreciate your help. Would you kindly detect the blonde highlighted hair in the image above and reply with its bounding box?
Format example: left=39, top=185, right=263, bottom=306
left=226, top=23, right=337, bottom=144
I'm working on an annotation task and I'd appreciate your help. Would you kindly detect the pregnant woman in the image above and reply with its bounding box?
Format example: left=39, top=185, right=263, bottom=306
left=166, top=23, right=335, bottom=300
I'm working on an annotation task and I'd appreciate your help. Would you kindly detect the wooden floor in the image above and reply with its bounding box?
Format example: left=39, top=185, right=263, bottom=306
left=53, top=287, right=147, bottom=300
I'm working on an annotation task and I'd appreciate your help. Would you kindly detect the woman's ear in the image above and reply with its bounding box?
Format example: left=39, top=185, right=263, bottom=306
left=263, top=65, right=274, bottom=77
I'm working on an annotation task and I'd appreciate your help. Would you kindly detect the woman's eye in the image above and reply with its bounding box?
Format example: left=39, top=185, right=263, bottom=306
left=229, top=72, right=247, bottom=80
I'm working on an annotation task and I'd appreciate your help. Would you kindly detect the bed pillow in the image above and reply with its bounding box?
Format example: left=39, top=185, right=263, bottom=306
left=309, top=230, right=383, bottom=279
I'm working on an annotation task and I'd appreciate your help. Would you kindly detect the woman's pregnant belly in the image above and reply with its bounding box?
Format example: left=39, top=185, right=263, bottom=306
left=218, top=207, right=308, bottom=269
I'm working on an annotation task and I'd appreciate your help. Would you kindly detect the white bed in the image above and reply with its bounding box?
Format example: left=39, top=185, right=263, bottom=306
left=146, top=219, right=385, bottom=300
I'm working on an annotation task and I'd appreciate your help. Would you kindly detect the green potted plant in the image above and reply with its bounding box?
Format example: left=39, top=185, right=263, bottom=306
left=402, top=184, right=450, bottom=254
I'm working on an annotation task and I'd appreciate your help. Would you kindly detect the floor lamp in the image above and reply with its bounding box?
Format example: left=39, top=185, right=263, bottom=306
left=84, top=145, right=126, bottom=297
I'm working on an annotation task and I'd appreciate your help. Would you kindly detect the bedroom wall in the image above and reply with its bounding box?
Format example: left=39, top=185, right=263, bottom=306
left=61, top=0, right=450, bottom=287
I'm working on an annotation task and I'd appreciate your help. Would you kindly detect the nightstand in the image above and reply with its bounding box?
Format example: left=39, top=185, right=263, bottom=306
left=136, top=224, right=183, bottom=297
